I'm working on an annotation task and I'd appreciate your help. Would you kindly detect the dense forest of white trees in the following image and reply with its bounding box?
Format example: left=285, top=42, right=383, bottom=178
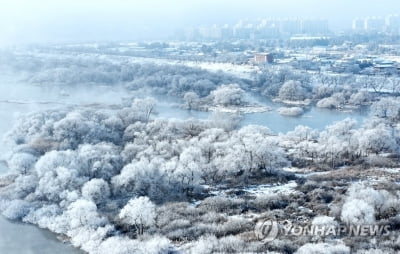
left=0, top=94, right=399, bottom=253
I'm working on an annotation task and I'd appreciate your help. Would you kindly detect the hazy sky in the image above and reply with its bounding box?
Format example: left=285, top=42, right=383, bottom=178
left=0, top=0, right=399, bottom=45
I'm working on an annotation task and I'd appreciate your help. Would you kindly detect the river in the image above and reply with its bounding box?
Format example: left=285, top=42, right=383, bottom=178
left=155, top=93, right=369, bottom=133
left=0, top=74, right=369, bottom=253
left=0, top=217, right=82, bottom=254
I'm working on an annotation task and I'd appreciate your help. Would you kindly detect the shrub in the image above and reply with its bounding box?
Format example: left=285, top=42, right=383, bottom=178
left=2, top=199, right=32, bottom=220
left=278, top=107, right=304, bottom=117
left=295, top=242, right=350, bottom=254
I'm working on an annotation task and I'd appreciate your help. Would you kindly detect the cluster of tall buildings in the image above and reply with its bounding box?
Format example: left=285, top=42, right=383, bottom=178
left=184, top=18, right=330, bottom=40
left=352, top=15, right=400, bottom=33
left=182, top=15, right=400, bottom=41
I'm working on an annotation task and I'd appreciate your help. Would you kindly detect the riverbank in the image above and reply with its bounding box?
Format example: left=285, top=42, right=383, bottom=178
left=208, top=104, right=271, bottom=114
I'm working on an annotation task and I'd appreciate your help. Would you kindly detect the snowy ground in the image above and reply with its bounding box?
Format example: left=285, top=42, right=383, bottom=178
left=30, top=51, right=259, bottom=79
left=205, top=180, right=298, bottom=199
left=208, top=104, right=271, bottom=114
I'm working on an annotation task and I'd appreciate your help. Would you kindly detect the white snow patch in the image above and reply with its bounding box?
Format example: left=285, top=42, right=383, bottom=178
left=381, top=168, right=400, bottom=173
left=205, top=180, right=298, bottom=198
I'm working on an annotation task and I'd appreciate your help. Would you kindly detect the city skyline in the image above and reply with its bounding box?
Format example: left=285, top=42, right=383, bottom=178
left=0, top=0, right=399, bottom=44
left=183, top=14, right=400, bottom=41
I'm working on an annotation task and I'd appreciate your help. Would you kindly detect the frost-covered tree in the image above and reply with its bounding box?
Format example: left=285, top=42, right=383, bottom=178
left=316, top=93, right=346, bottom=109
left=211, top=84, right=245, bottom=106
left=319, top=118, right=358, bottom=164
left=278, top=80, right=307, bottom=101
left=183, top=92, right=200, bottom=110
left=53, top=111, right=91, bottom=149
left=371, top=97, right=400, bottom=122
left=131, top=97, right=156, bottom=122
left=81, top=179, right=110, bottom=206
left=112, top=158, right=175, bottom=203
left=66, top=199, right=107, bottom=230
left=342, top=183, right=400, bottom=221
left=32, top=150, right=86, bottom=202
left=175, top=146, right=205, bottom=194
left=8, top=153, right=37, bottom=175
left=2, top=199, right=32, bottom=220
left=358, top=125, right=396, bottom=155
left=119, top=196, right=156, bottom=235
left=348, top=90, right=371, bottom=106
left=339, top=183, right=390, bottom=225
left=277, top=107, right=304, bottom=116
left=312, top=84, right=334, bottom=99
left=209, top=112, right=241, bottom=131
left=77, top=143, right=122, bottom=180
left=341, top=199, right=375, bottom=224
